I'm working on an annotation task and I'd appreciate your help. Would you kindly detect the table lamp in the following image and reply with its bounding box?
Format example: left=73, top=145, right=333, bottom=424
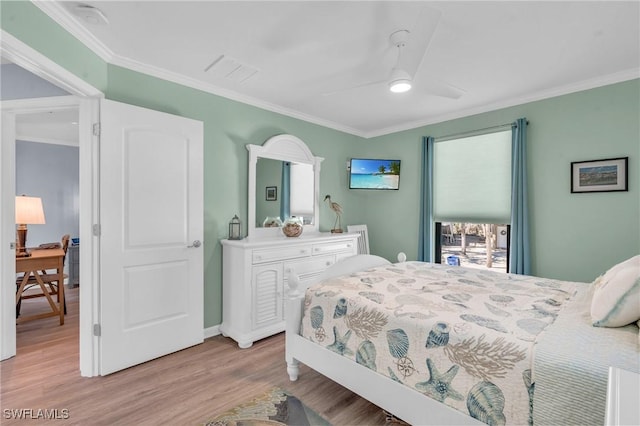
left=15, top=195, right=46, bottom=257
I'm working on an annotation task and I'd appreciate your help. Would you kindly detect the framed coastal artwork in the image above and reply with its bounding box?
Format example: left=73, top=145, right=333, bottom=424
left=349, top=158, right=401, bottom=190
left=571, top=157, right=628, bottom=193
left=265, top=186, right=277, bottom=201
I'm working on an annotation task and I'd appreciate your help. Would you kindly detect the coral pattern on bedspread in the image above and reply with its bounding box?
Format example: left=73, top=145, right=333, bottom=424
left=299, top=262, right=577, bottom=425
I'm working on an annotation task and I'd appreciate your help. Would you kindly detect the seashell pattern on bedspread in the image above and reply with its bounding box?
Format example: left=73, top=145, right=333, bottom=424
left=300, top=261, right=577, bottom=425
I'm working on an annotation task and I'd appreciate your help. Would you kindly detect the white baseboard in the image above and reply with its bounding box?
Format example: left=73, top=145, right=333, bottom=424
left=204, top=324, right=221, bottom=340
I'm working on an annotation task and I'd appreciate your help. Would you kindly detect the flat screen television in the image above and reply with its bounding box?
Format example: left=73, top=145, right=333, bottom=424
left=349, top=158, right=401, bottom=190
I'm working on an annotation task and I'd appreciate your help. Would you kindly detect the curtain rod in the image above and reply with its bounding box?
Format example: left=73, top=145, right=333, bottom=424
left=434, top=122, right=520, bottom=142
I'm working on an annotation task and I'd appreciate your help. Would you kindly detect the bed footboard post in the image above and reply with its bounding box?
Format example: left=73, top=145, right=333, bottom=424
left=286, top=359, right=300, bottom=381
left=285, top=270, right=304, bottom=381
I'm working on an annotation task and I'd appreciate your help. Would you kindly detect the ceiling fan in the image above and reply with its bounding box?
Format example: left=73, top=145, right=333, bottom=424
left=388, top=29, right=417, bottom=93
left=322, top=13, right=466, bottom=100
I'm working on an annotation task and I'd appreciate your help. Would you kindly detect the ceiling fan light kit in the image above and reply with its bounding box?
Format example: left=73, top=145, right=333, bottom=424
left=389, top=68, right=412, bottom=93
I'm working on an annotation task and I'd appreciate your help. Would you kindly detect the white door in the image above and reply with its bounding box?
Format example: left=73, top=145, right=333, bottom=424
left=99, top=99, right=203, bottom=375
left=0, top=112, right=17, bottom=360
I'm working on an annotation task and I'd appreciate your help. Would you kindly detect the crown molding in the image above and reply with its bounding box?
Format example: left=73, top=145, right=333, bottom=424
left=31, top=1, right=114, bottom=62
left=31, top=1, right=639, bottom=140
left=30, top=1, right=367, bottom=137
left=109, top=53, right=367, bottom=137
left=365, top=68, right=640, bottom=138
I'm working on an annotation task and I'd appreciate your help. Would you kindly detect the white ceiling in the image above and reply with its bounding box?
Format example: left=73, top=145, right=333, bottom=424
left=35, top=1, right=640, bottom=137
left=16, top=109, right=80, bottom=146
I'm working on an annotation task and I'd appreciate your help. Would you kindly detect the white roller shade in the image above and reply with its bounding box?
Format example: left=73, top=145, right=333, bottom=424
left=290, top=163, right=314, bottom=216
left=434, top=130, right=512, bottom=224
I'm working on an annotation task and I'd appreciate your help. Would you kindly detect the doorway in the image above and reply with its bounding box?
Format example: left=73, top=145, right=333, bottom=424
left=2, top=31, right=205, bottom=377
left=13, top=106, right=80, bottom=331
left=1, top=33, right=101, bottom=376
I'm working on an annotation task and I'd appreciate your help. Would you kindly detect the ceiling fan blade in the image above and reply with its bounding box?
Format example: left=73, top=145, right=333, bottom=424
left=423, top=80, right=467, bottom=99
left=321, top=79, right=387, bottom=97
left=399, top=5, right=443, bottom=78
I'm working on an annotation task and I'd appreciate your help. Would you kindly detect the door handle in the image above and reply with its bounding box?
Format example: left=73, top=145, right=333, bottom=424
left=187, top=240, right=202, bottom=248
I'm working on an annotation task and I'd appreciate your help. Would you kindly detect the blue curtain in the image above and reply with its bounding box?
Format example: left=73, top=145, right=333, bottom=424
left=509, top=118, right=530, bottom=274
left=280, top=161, right=290, bottom=220
left=418, top=136, right=435, bottom=262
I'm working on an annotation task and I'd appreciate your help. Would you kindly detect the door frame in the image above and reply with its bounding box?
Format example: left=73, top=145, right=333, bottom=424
left=1, top=30, right=103, bottom=376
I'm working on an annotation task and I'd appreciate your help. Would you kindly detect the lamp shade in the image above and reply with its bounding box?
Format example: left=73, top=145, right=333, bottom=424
left=15, top=196, right=46, bottom=225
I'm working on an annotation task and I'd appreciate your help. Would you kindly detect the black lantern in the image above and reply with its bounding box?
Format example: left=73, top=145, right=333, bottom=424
left=228, top=215, right=242, bottom=240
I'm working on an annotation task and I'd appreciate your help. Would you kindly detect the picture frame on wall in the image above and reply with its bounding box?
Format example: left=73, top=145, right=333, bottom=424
left=265, top=186, right=277, bottom=201
left=571, top=157, right=628, bottom=193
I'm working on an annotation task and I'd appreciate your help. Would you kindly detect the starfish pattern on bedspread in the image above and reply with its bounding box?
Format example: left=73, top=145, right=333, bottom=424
left=327, top=326, right=354, bottom=356
left=415, top=358, right=464, bottom=403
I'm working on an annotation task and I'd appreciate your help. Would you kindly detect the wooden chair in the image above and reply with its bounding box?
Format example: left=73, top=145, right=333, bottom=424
left=16, top=234, right=70, bottom=317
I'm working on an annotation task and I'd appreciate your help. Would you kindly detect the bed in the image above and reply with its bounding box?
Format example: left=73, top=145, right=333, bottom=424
left=285, top=254, right=639, bottom=425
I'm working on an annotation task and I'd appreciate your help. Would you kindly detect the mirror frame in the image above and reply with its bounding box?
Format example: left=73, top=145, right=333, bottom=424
left=247, top=134, right=324, bottom=239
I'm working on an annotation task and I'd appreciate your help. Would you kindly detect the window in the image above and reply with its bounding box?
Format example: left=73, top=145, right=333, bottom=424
left=435, top=222, right=510, bottom=272
left=433, top=130, right=511, bottom=223
left=289, top=163, right=314, bottom=222
left=433, top=130, right=512, bottom=272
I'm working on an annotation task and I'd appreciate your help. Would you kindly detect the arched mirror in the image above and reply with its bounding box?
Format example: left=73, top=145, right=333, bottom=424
left=247, top=134, right=323, bottom=239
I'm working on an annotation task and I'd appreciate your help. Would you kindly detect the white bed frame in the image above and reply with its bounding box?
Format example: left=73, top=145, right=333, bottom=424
left=285, top=254, right=482, bottom=425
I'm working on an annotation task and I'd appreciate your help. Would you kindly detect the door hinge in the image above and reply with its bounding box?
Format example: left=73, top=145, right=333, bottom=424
left=93, top=324, right=101, bottom=336
left=9, top=242, right=16, bottom=250
left=93, top=122, right=101, bottom=136
left=93, top=224, right=101, bottom=236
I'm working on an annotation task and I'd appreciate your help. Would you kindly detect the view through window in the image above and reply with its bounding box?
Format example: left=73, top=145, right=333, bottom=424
left=436, top=222, right=510, bottom=273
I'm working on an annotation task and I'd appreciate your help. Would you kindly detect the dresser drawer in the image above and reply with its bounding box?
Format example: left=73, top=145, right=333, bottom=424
left=312, top=240, right=356, bottom=255
left=252, top=245, right=312, bottom=264
left=284, top=255, right=334, bottom=277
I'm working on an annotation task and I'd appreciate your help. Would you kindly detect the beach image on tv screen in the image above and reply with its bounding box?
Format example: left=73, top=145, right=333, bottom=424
left=350, top=159, right=400, bottom=189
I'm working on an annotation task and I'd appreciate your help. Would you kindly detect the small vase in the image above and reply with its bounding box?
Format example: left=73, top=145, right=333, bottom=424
left=282, top=216, right=303, bottom=237
left=263, top=216, right=283, bottom=228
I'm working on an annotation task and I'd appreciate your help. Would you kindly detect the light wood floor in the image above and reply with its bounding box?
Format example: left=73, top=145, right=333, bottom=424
left=1, top=287, right=390, bottom=425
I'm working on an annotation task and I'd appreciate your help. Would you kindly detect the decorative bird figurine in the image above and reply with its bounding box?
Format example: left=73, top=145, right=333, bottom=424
left=324, top=195, right=343, bottom=233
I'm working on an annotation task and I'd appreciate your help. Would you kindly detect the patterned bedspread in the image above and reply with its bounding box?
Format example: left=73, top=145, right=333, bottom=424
left=299, top=261, right=578, bottom=425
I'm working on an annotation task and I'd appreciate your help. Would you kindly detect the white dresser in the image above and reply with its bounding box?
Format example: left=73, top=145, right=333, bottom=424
left=221, top=232, right=358, bottom=348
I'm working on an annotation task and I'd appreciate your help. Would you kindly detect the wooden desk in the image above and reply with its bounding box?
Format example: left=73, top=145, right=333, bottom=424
left=16, top=248, right=65, bottom=325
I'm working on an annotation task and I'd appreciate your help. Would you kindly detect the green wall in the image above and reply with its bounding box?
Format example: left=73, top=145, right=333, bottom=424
left=363, top=80, right=640, bottom=283
left=104, top=65, right=362, bottom=327
left=255, top=158, right=282, bottom=227
left=1, top=1, right=107, bottom=92
left=3, top=2, right=638, bottom=329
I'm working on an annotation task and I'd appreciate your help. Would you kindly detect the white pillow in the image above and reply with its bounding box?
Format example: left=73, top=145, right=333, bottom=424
left=591, top=255, right=640, bottom=327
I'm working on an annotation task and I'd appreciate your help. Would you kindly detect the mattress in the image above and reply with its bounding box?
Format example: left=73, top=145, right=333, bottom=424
left=299, top=261, right=579, bottom=425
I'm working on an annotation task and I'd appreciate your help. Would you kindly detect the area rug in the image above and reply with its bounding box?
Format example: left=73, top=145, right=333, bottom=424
left=204, top=387, right=331, bottom=426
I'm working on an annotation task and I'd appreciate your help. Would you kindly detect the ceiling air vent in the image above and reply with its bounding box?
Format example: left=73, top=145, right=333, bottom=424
left=204, top=55, right=259, bottom=83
